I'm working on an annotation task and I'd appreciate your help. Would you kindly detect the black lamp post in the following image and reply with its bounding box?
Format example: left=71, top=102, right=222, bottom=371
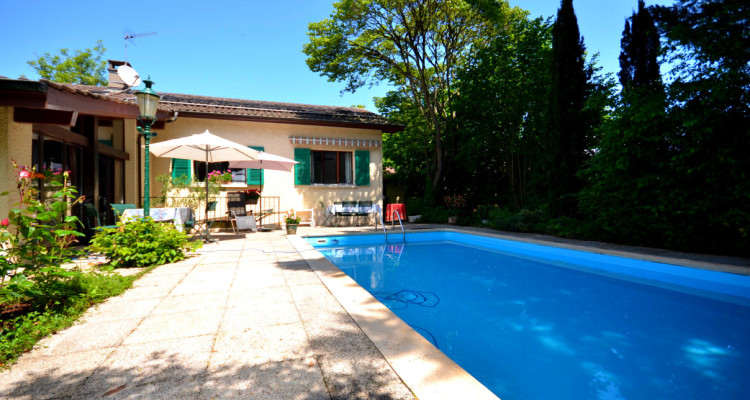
left=135, top=77, right=160, bottom=216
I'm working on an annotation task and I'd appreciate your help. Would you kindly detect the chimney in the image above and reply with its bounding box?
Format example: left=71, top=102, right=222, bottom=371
left=107, top=60, right=132, bottom=89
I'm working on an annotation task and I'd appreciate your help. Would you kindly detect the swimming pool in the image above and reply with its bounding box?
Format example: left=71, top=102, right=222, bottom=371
left=307, top=231, right=750, bottom=400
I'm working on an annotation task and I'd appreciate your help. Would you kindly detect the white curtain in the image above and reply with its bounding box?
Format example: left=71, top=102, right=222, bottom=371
left=343, top=152, right=352, bottom=184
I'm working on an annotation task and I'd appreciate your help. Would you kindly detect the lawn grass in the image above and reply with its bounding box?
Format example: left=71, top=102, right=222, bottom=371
left=0, top=264, right=158, bottom=369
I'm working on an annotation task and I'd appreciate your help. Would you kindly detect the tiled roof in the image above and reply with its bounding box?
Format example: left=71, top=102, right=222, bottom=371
left=43, top=80, right=133, bottom=106
left=48, top=82, right=400, bottom=131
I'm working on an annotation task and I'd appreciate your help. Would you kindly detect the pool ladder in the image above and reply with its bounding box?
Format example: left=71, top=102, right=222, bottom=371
left=390, top=210, right=406, bottom=243
left=376, top=211, right=387, bottom=242
left=375, top=209, right=406, bottom=244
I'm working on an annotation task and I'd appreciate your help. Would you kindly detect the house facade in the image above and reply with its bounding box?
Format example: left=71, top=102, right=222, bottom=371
left=0, top=70, right=400, bottom=228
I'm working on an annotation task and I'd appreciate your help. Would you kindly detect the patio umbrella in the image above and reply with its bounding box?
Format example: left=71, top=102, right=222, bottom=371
left=149, top=130, right=260, bottom=241
left=149, top=130, right=259, bottom=162
left=227, top=152, right=298, bottom=172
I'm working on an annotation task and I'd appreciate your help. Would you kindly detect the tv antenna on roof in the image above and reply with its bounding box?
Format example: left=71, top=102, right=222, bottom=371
left=123, top=27, right=156, bottom=62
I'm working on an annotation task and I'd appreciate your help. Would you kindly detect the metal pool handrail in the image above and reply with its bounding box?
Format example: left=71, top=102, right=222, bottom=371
left=376, top=210, right=387, bottom=243
left=390, top=210, right=406, bottom=243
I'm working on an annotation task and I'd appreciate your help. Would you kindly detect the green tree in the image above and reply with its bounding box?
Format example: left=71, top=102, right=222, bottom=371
left=376, top=91, right=433, bottom=196
left=451, top=15, right=553, bottom=208
left=304, top=0, right=504, bottom=193
left=649, top=0, right=750, bottom=254
left=540, top=0, right=592, bottom=215
left=27, top=40, right=107, bottom=85
left=580, top=0, right=669, bottom=245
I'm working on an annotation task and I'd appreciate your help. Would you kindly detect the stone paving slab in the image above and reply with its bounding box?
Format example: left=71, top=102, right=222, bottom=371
left=71, top=376, right=203, bottom=400
left=200, top=359, right=329, bottom=400
left=33, top=317, right=142, bottom=356
left=151, top=292, right=229, bottom=315
left=76, top=335, right=215, bottom=397
left=228, top=285, right=295, bottom=306
left=212, top=322, right=314, bottom=366
left=0, top=349, right=114, bottom=400
left=114, top=283, right=177, bottom=301
left=222, top=301, right=301, bottom=329
left=122, top=310, right=224, bottom=345
left=77, top=298, right=162, bottom=324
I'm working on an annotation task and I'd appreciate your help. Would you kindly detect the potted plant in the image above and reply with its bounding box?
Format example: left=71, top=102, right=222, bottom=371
left=242, top=188, right=261, bottom=204
left=207, top=170, right=233, bottom=185
left=284, top=210, right=302, bottom=234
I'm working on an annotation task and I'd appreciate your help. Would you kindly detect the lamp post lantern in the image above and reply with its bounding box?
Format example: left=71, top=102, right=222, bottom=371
left=135, top=77, right=160, bottom=216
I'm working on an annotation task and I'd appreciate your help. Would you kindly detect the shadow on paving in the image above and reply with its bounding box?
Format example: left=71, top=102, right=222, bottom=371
left=3, top=347, right=411, bottom=399
left=274, top=258, right=417, bottom=400
left=4, top=353, right=324, bottom=399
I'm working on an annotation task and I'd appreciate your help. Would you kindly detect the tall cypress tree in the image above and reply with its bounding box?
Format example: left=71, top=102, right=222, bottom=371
left=543, top=0, right=589, bottom=215
left=619, top=0, right=662, bottom=91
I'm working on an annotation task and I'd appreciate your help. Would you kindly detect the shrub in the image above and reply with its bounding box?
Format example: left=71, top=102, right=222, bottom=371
left=419, top=206, right=455, bottom=223
left=488, top=208, right=549, bottom=232
left=406, top=197, right=426, bottom=216
left=87, top=218, right=201, bottom=268
left=1, top=162, right=85, bottom=309
left=0, top=161, right=154, bottom=368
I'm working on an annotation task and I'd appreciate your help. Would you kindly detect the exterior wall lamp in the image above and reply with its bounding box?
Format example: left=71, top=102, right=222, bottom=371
left=135, top=77, right=160, bottom=216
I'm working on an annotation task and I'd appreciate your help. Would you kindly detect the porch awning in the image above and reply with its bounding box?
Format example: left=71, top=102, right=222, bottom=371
left=289, top=136, right=381, bottom=148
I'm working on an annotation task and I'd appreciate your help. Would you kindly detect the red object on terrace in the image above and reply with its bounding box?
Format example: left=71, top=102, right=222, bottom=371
left=385, top=203, right=406, bottom=222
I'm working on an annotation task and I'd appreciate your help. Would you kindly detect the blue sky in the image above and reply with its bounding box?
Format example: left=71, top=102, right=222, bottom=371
left=1, top=0, right=673, bottom=111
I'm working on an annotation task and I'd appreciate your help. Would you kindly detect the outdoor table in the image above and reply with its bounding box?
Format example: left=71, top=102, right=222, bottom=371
left=385, top=203, right=406, bottom=222
left=121, top=207, right=193, bottom=232
left=324, top=203, right=381, bottom=227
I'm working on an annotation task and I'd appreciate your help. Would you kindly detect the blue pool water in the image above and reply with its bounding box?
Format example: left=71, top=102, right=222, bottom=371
left=307, top=231, right=750, bottom=400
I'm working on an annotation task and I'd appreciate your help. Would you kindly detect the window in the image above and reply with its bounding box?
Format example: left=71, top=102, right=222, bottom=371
left=294, top=148, right=369, bottom=186
left=193, top=161, right=246, bottom=183
left=311, top=151, right=352, bottom=184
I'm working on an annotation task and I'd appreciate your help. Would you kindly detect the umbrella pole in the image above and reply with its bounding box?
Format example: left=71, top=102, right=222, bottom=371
left=205, top=148, right=212, bottom=242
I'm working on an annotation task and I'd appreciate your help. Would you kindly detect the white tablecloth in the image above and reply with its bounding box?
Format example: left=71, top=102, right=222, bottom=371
left=324, top=203, right=381, bottom=227
left=121, top=207, right=193, bottom=232
left=327, top=203, right=381, bottom=215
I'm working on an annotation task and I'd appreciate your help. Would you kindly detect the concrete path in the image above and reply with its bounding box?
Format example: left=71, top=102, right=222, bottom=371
left=0, top=231, right=416, bottom=400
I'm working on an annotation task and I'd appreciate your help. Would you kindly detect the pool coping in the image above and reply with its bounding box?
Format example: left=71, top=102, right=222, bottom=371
left=303, top=225, right=750, bottom=276
left=287, top=234, right=500, bottom=400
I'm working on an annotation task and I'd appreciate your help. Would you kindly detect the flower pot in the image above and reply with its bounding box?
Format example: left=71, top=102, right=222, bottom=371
left=245, top=197, right=259, bottom=205
left=286, top=224, right=298, bottom=235
left=448, top=216, right=457, bottom=224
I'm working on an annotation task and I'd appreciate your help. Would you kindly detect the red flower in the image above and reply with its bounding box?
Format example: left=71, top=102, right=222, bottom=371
left=19, top=169, right=31, bottom=180
left=1, top=218, right=8, bottom=227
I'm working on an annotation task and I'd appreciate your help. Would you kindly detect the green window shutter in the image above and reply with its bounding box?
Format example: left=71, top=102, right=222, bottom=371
left=294, top=148, right=311, bottom=185
left=246, top=146, right=264, bottom=185
left=355, top=150, right=370, bottom=186
left=171, top=158, right=191, bottom=183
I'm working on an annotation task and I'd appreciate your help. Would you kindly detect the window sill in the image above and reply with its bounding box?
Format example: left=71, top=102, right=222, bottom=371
left=191, top=182, right=248, bottom=188
left=308, top=184, right=357, bottom=188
